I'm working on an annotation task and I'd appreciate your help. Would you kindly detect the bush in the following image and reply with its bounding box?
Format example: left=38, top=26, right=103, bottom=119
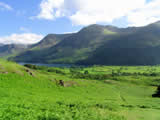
left=152, top=86, right=160, bottom=97
left=47, top=68, right=65, bottom=75
left=69, top=68, right=81, bottom=74
left=84, top=70, right=89, bottom=74
left=24, top=64, right=37, bottom=69
left=24, top=64, right=47, bottom=70
left=72, top=73, right=111, bottom=80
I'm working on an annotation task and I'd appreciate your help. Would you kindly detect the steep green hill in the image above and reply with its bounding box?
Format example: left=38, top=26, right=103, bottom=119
left=11, top=33, right=73, bottom=63
left=31, top=33, right=73, bottom=50
left=80, top=22, right=160, bottom=65
left=11, top=25, right=118, bottom=63
left=10, top=21, right=160, bottom=65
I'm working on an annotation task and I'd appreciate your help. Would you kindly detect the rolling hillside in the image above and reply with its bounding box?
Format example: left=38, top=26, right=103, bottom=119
left=0, top=59, right=160, bottom=119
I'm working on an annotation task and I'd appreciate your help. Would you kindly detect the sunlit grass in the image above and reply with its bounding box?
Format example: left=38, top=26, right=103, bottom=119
left=0, top=59, right=160, bottom=120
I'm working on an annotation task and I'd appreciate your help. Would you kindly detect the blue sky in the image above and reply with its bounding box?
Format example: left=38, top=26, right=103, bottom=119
left=0, top=0, right=81, bottom=36
left=0, top=0, right=159, bottom=44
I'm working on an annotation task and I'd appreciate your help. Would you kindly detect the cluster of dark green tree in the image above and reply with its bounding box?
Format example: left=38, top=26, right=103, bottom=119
left=24, top=64, right=65, bottom=75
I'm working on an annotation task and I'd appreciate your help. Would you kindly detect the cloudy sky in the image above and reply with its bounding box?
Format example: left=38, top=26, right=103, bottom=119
left=0, top=0, right=160, bottom=44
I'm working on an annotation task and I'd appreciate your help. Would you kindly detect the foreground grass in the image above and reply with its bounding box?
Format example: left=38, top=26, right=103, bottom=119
left=0, top=60, right=160, bottom=120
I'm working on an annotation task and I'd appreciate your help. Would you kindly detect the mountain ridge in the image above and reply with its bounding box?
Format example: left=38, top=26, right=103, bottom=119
left=7, top=21, right=160, bottom=65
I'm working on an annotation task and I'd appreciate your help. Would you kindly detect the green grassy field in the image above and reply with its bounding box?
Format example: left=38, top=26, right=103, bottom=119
left=0, top=59, right=160, bottom=120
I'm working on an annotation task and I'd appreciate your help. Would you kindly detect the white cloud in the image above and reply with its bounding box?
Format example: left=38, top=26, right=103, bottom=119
left=37, top=0, right=64, bottom=20
left=0, top=33, right=44, bottom=45
left=127, top=0, right=160, bottom=26
left=0, top=2, right=12, bottom=11
left=36, top=0, right=146, bottom=25
left=36, top=0, right=160, bottom=26
left=69, top=0, right=145, bottom=25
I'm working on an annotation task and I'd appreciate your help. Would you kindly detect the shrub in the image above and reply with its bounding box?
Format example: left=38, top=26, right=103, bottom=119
left=152, top=86, right=160, bottom=97
left=72, top=73, right=111, bottom=80
left=84, top=70, right=89, bottom=74
left=24, top=64, right=37, bottom=69
left=47, top=68, right=65, bottom=75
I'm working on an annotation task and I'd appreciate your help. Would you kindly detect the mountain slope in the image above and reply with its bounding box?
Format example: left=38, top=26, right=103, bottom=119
left=11, top=24, right=118, bottom=63
left=10, top=21, right=160, bottom=65
left=11, top=33, right=73, bottom=63
left=80, top=22, right=160, bottom=65
left=31, top=33, right=72, bottom=50
left=0, top=44, right=28, bottom=58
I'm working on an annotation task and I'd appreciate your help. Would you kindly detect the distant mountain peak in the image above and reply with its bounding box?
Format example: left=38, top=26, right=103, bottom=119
left=79, top=24, right=114, bottom=35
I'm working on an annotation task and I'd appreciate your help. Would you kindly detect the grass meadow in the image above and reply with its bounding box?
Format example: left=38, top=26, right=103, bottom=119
left=0, top=60, right=160, bottom=120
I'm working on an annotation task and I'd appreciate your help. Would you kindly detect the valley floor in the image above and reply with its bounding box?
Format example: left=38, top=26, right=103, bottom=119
left=0, top=60, right=160, bottom=120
